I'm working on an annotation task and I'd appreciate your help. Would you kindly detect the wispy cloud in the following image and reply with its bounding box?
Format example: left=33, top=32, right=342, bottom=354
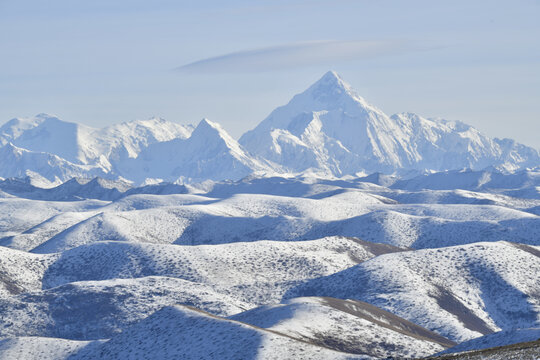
left=174, top=40, right=412, bottom=73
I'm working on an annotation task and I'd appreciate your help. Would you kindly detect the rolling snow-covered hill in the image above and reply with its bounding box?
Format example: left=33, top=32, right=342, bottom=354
left=230, top=296, right=455, bottom=358
left=0, top=174, right=539, bottom=359
left=70, top=305, right=370, bottom=360
left=284, top=241, right=540, bottom=343
left=1, top=175, right=536, bottom=254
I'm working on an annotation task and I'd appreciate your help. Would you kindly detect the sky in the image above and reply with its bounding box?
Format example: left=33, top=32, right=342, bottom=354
left=0, top=0, right=539, bottom=148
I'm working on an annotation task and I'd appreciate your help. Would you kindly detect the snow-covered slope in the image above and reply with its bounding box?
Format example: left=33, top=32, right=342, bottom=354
left=0, top=176, right=538, bottom=254
left=0, top=143, right=107, bottom=183
left=92, top=117, right=193, bottom=163
left=0, top=236, right=401, bottom=340
left=437, top=327, right=540, bottom=355
left=0, top=197, right=105, bottom=240
left=285, top=241, right=540, bottom=343
left=0, top=337, right=101, bottom=360
left=0, top=276, right=250, bottom=339
left=39, top=238, right=400, bottom=306
left=71, top=305, right=368, bottom=360
left=432, top=338, right=540, bottom=360
left=230, top=297, right=455, bottom=358
left=0, top=114, right=192, bottom=166
left=23, top=190, right=386, bottom=252
left=0, top=246, right=53, bottom=296
left=0, top=114, right=90, bottom=164
left=240, top=71, right=540, bottom=175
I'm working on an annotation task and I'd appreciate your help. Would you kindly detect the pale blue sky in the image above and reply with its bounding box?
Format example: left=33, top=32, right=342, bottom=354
left=1, top=0, right=539, bottom=148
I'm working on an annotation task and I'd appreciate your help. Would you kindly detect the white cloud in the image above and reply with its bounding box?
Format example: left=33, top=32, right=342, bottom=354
left=175, top=40, right=412, bottom=73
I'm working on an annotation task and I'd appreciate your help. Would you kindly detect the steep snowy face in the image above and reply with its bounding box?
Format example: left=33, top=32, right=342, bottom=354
left=118, top=118, right=274, bottom=183
left=0, top=114, right=88, bottom=164
left=240, top=71, right=540, bottom=175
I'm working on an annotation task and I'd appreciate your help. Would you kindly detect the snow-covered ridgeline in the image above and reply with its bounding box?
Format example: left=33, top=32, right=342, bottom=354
left=1, top=71, right=538, bottom=184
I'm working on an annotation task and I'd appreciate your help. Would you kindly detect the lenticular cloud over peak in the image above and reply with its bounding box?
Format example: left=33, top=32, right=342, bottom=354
left=175, top=40, right=413, bottom=73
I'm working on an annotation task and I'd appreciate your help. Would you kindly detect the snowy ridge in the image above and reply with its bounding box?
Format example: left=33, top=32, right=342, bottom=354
left=0, top=114, right=195, bottom=183
left=0, top=276, right=251, bottom=339
left=118, top=118, right=276, bottom=183
left=1, top=71, right=539, bottom=184
left=0, top=114, right=193, bottom=166
left=230, top=296, right=455, bottom=358
left=40, top=238, right=397, bottom=291
left=0, top=143, right=107, bottom=184
left=71, top=305, right=371, bottom=360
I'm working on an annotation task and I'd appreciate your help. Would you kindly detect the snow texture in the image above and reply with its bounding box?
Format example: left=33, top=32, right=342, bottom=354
left=0, top=174, right=539, bottom=358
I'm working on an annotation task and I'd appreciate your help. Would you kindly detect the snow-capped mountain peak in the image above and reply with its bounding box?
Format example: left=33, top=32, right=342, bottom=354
left=239, top=71, right=416, bottom=175
left=188, top=118, right=250, bottom=159
left=305, top=70, right=354, bottom=100
left=300, top=70, right=378, bottom=113
left=0, top=71, right=539, bottom=184
left=240, top=71, right=540, bottom=176
left=191, top=118, right=233, bottom=143
left=114, top=117, right=275, bottom=183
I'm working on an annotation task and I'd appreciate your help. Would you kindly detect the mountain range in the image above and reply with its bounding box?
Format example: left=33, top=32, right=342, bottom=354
left=1, top=71, right=538, bottom=185
left=1, top=71, right=539, bottom=359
